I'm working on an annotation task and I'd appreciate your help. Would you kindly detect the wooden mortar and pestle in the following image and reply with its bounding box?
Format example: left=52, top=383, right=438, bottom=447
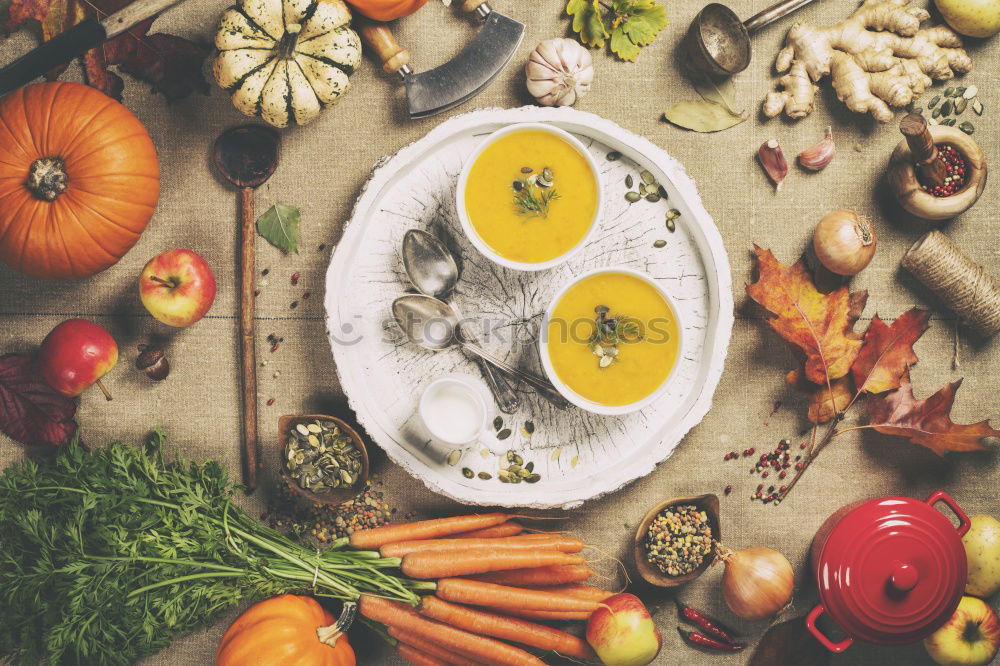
left=888, top=113, right=987, bottom=221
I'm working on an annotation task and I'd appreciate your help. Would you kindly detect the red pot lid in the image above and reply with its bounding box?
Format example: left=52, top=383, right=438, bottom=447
left=816, top=492, right=970, bottom=645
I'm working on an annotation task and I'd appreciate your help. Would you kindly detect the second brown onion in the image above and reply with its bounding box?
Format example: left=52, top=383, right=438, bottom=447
left=717, top=544, right=794, bottom=620
left=813, top=209, right=877, bottom=276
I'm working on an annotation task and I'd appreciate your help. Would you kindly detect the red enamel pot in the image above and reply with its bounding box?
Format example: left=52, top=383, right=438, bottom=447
left=806, top=490, right=971, bottom=653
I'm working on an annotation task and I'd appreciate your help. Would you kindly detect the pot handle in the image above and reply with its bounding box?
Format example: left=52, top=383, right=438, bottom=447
left=806, top=604, right=854, bottom=653
left=926, top=490, right=971, bottom=537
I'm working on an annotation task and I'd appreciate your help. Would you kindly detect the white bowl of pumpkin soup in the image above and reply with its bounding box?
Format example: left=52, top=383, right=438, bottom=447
left=457, top=123, right=602, bottom=271
left=540, top=268, right=682, bottom=415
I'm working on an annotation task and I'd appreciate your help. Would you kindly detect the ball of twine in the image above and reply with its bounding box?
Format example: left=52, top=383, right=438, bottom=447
left=902, top=231, right=1000, bottom=337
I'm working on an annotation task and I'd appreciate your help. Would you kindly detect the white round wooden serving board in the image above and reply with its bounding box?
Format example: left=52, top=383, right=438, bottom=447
left=325, top=106, right=733, bottom=509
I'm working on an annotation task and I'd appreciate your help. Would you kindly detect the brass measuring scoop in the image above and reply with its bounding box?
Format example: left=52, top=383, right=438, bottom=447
left=686, top=0, right=818, bottom=77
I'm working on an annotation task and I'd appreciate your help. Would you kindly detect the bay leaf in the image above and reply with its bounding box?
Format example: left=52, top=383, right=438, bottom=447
left=682, top=60, right=743, bottom=116
left=256, top=203, right=300, bottom=254
left=663, top=100, right=746, bottom=133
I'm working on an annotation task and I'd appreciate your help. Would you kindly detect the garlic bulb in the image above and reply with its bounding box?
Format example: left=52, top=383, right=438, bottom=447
left=525, top=38, right=594, bottom=107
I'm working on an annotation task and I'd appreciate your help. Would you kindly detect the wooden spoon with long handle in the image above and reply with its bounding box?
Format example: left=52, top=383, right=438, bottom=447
left=212, top=125, right=281, bottom=492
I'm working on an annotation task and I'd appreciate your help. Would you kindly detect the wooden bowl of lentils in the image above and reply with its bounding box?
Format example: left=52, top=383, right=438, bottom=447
left=633, top=494, right=721, bottom=587
left=278, top=414, right=369, bottom=506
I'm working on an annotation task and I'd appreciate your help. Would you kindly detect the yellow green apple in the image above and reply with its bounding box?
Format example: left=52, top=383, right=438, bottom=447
left=925, top=596, right=1000, bottom=666
left=965, top=515, right=1000, bottom=598
left=935, top=0, right=1000, bottom=38
left=139, top=249, right=217, bottom=327
left=585, top=593, right=661, bottom=666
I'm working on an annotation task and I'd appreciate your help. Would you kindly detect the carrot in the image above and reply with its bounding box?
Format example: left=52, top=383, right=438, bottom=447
left=530, top=584, right=614, bottom=602
left=435, top=578, right=606, bottom=613
left=402, top=549, right=585, bottom=579
left=389, top=626, right=487, bottom=665
left=465, top=565, right=594, bottom=587
left=349, top=513, right=510, bottom=550
left=421, top=595, right=594, bottom=659
left=382, top=535, right=584, bottom=558
left=397, top=644, right=450, bottom=666
left=359, top=595, right=545, bottom=666
left=445, top=521, right=523, bottom=539
left=502, top=609, right=592, bottom=622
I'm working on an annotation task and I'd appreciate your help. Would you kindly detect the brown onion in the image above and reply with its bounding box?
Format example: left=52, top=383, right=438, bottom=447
left=813, top=209, right=877, bottom=276
left=718, top=545, right=794, bottom=620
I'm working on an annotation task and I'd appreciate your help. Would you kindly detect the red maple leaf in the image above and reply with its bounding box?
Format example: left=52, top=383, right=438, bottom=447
left=0, top=354, right=78, bottom=446
left=3, top=0, right=208, bottom=100
left=867, top=373, right=1000, bottom=457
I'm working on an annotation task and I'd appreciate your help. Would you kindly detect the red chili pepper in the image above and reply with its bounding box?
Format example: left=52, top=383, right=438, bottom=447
left=677, top=627, right=745, bottom=652
left=675, top=599, right=741, bottom=645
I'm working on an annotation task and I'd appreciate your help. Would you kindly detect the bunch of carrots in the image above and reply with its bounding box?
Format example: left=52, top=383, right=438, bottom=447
left=347, top=512, right=613, bottom=665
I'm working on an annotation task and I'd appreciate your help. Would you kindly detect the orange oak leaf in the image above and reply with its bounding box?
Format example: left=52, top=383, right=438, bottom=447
left=852, top=309, right=931, bottom=395
left=867, top=373, right=1000, bottom=456
left=747, top=246, right=868, bottom=385
left=787, top=368, right=854, bottom=424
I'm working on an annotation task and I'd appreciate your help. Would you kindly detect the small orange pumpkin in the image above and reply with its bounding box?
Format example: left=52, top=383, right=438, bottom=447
left=345, top=0, right=427, bottom=21
left=0, top=81, right=160, bottom=280
left=216, top=595, right=356, bottom=666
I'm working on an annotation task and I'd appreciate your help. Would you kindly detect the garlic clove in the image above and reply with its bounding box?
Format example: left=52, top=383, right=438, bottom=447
left=798, top=126, right=836, bottom=172
left=758, top=139, right=789, bottom=191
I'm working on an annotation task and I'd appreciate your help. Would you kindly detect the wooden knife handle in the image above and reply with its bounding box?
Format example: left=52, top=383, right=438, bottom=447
left=460, top=0, right=486, bottom=13
left=358, top=21, right=410, bottom=75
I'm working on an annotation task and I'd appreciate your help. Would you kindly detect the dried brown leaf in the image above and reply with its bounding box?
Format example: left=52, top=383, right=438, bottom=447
left=851, top=309, right=931, bottom=395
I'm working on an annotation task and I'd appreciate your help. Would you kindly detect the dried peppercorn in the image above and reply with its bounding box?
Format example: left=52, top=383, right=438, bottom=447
left=675, top=599, right=741, bottom=645
left=677, top=627, right=745, bottom=652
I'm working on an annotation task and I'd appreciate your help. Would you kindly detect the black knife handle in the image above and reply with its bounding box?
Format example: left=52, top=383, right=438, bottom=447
left=0, top=19, right=107, bottom=98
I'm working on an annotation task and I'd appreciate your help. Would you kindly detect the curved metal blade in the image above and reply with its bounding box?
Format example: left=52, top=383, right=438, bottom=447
left=404, top=12, right=524, bottom=119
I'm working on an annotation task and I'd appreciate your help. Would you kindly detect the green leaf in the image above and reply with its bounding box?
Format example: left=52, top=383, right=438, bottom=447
left=663, top=100, right=747, bottom=132
left=566, top=0, right=609, bottom=48
left=256, top=204, right=300, bottom=254
left=608, top=0, right=668, bottom=61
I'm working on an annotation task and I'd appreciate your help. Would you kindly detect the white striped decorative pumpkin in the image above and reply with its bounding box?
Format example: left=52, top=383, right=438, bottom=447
left=213, top=0, right=362, bottom=128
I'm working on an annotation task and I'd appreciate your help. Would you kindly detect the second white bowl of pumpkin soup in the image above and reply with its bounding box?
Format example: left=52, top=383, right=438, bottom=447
left=540, top=268, right=682, bottom=415
left=457, top=123, right=602, bottom=271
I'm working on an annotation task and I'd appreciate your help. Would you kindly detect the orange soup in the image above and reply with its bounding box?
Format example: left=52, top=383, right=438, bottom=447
left=464, top=129, right=598, bottom=264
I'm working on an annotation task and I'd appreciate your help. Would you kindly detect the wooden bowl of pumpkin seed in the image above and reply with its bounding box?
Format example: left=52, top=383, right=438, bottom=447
left=278, top=414, right=370, bottom=506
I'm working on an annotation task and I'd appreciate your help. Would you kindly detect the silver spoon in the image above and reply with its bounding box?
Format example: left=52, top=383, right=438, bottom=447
left=402, top=229, right=520, bottom=414
left=392, top=294, right=570, bottom=410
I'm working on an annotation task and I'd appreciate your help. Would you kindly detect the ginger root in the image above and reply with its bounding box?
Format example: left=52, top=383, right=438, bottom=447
left=763, top=0, right=973, bottom=123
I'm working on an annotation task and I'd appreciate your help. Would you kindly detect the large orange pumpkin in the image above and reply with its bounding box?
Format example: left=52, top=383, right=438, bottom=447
left=345, top=0, right=426, bottom=21
left=0, top=81, right=160, bottom=280
left=216, top=595, right=357, bottom=666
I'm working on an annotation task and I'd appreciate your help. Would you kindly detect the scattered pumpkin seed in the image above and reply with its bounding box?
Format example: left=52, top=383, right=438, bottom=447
left=653, top=240, right=666, bottom=248
left=646, top=193, right=661, bottom=203
left=942, top=99, right=954, bottom=116
left=955, top=87, right=966, bottom=98
left=478, top=472, right=492, bottom=480
left=640, top=170, right=655, bottom=185
left=625, top=174, right=634, bottom=188
left=666, top=218, right=676, bottom=232
left=607, top=151, right=622, bottom=161
left=942, top=118, right=957, bottom=127
left=963, top=85, right=978, bottom=100
left=932, top=106, right=943, bottom=119
left=525, top=474, right=541, bottom=483
left=960, top=121, right=975, bottom=135
left=973, top=99, right=984, bottom=116
left=447, top=450, right=461, bottom=466
left=462, top=467, right=474, bottom=479
left=524, top=420, right=535, bottom=434
left=658, top=185, right=669, bottom=199
left=638, top=183, right=650, bottom=196
left=525, top=461, right=535, bottom=472
left=497, top=428, right=512, bottom=440
left=929, top=95, right=941, bottom=108
left=667, top=209, right=681, bottom=219
left=955, top=98, right=967, bottom=115
left=493, top=416, right=503, bottom=430
left=625, top=191, right=641, bottom=203
left=944, top=87, right=956, bottom=98
left=551, top=447, right=562, bottom=461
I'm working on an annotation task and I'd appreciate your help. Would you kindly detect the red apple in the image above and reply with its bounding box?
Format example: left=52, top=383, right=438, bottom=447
left=38, top=319, right=118, bottom=400
left=586, top=593, right=662, bottom=666
left=139, top=249, right=217, bottom=327
left=925, top=596, right=1000, bottom=666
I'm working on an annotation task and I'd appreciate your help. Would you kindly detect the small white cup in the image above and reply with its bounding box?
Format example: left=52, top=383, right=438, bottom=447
left=418, top=375, right=489, bottom=447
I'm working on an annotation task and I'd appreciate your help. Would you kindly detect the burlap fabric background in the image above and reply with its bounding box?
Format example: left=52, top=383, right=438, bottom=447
left=2, top=1, right=999, bottom=663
